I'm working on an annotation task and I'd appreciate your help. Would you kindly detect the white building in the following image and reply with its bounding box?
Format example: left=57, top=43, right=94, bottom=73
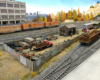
left=0, top=0, right=26, bottom=25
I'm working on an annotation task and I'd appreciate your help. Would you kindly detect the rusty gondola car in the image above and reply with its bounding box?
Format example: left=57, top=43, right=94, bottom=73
left=79, top=30, right=100, bottom=44
left=0, top=25, right=22, bottom=34
left=0, top=21, right=60, bottom=34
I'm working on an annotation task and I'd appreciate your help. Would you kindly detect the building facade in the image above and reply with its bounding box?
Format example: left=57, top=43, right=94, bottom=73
left=0, top=0, right=26, bottom=25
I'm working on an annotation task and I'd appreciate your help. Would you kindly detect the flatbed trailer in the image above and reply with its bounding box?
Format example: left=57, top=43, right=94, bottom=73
left=32, top=40, right=53, bottom=50
left=79, top=30, right=100, bottom=44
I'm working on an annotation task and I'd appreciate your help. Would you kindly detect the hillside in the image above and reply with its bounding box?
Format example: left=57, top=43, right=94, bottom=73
left=86, top=3, right=100, bottom=17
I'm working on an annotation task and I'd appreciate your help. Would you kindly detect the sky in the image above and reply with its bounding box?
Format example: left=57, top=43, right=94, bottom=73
left=17, top=0, right=97, bottom=15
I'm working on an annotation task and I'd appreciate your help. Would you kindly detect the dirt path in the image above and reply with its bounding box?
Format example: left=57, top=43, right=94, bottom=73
left=23, top=31, right=83, bottom=56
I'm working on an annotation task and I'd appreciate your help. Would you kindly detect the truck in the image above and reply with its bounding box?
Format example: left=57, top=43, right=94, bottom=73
left=83, top=23, right=93, bottom=32
left=31, top=40, right=53, bottom=50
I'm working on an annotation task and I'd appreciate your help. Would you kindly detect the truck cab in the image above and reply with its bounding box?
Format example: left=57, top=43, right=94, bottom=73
left=83, top=23, right=93, bottom=32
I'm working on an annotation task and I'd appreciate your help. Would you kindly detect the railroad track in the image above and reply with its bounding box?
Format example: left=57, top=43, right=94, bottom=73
left=40, top=38, right=100, bottom=80
left=0, top=22, right=87, bottom=43
left=0, top=27, right=59, bottom=43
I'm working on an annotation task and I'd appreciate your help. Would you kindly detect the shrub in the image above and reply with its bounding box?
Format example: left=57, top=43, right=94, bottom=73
left=31, top=72, right=36, bottom=77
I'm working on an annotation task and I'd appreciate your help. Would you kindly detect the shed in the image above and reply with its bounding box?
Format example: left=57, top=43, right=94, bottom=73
left=59, top=24, right=76, bottom=36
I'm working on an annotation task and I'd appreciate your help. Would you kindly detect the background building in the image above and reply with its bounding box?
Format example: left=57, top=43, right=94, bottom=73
left=26, top=11, right=48, bottom=21
left=0, top=0, right=26, bottom=25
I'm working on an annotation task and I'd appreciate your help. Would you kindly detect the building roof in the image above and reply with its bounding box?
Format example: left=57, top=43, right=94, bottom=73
left=62, top=24, right=76, bottom=28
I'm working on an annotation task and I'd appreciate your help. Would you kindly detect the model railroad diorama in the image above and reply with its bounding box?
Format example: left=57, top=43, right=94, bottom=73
left=2, top=21, right=100, bottom=71
left=0, top=21, right=60, bottom=34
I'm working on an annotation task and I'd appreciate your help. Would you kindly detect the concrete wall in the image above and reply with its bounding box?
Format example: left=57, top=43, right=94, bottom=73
left=0, top=0, right=26, bottom=25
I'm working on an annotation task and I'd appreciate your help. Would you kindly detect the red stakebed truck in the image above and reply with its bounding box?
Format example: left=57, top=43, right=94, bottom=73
left=32, top=40, right=53, bottom=50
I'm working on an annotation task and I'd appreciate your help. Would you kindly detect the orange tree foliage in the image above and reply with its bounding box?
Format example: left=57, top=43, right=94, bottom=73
left=85, top=14, right=89, bottom=21
left=54, top=16, right=57, bottom=21
left=34, top=18, right=38, bottom=22
left=48, top=14, right=52, bottom=22
left=77, top=13, right=82, bottom=21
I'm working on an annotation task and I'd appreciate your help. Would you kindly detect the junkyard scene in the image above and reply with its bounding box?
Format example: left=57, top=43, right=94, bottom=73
left=0, top=0, right=100, bottom=80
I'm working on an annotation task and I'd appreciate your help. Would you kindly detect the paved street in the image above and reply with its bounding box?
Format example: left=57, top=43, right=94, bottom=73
left=62, top=48, right=100, bottom=80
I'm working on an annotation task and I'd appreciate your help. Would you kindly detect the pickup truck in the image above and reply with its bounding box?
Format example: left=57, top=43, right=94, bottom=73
left=32, top=40, right=53, bottom=50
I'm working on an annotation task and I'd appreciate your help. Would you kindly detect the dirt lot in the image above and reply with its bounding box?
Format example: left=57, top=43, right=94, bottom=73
left=0, top=30, right=83, bottom=80
left=23, top=31, right=83, bottom=56
left=0, top=50, right=31, bottom=80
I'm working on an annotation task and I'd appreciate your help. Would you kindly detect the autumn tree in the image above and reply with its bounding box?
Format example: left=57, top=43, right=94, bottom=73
left=77, top=13, right=82, bottom=21
left=85, top=14, right=89, bottom=21
left=78, top=8, right=80, bottom=15
left=54, top=16, right=57, bottom=21
left=48, top=14, right=52, bottom=22
left=73, top=10, right=77, bottom=21
left=51, top=13, right=55, bottom=22
left=44, top=16, right=47, bottom=22
left=67, top=10, right=73, bottom=19
left=38, top=15, right=43, bottom=22
left=56, top=12, right=60, bottom=21
left=34, top=18, right=38, bottom=22
left=60, top=11, right=66, bottom=22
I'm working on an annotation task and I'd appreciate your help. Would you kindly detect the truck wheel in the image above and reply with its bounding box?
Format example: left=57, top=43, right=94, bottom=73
left=47, top=46, right=49, bottom=48
left=40, top=48, right=42, bottom=50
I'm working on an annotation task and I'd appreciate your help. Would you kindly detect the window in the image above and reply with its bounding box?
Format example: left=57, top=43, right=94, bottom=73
left=16, top=15, right=20, bottom=19
left=20, top=5, right=25, bottom=8
left=7, top=3, right=13, bottom=7
left=9, top=15, right=14, bottom=19
left=2, top=15, right=8, bottom=19
left=21, top=10, right=25, bottom=13
left=21, top=15, right=26, bottom=18
left=15, top=10, right=20, bottom=13
left=0, top=3, right=6, bottom=7
left=1, top=9, right=7, bottom=13
left=14, top=4, right=19, bottom=8
left=8, top=9, right=14, bottom=13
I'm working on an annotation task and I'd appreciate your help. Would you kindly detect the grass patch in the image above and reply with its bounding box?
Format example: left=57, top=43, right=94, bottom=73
left=17, top=33, right=25, bottom=36
left=21, top=73, right=33, bottom=80
left=0, top=58, right=10, bottom=61
left=6, top=72, right=16, bottom=80
left=0, top=63, right=3, bottom=67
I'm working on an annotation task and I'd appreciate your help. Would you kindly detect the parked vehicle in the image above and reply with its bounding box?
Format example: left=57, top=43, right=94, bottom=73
left=23, top=37, right=35, bottom=44
left=83, top=22, right=100, bottom=32
left=19, top=41, right=29, bottom=49
left=32, top=40, right=53, bottom=50
left=79, top=30, right=100, bottom=44
left=83, top=23, right=93, bottom=32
